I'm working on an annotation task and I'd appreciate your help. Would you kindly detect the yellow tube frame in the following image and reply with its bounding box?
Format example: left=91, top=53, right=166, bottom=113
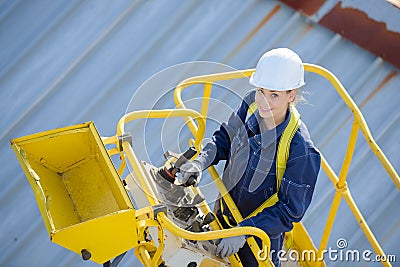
left=157, top=211, right=271, bottom=262
left=103, top=108, right=273, bottom=266
left=104, top=109, right=206, bottom=206
left=172, top=64, right=399, bottom=267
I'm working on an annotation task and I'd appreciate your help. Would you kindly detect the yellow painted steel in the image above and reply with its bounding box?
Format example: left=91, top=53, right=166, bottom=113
left=174, top=71, right=273, bottom=266
left=174, top=69, right=254, bottom=135
left=200, top=82, right=213, bottom=117
left=10, top=122, right=136, bottom=264
left=157, top=212, right=274, bottom=266
left=110, top=109, right=207, bottom=206
left=105, top=108, right=257, bottom=266
left=208, top=166, right=270, bottom=266
left=123, top=141, right=159, bottom=206
left=304, top=64, right=396, bottom=267
left=316, top=120, right=359, bottom=262
left=137, top=245, right=153, bottom=266
left=151, top=224, right=165, bottom=267
left=318, top=155, right=392, bottom=267
left=172, top=65, right=399, bottom=267
left=11, top=64, right=399, bottom=267
left=304, top=64, right=400, bottom=190
left=112, top=108, right=246, bottom=266
left=291, top=222, right=322, bottom=267
left=116, top=109, right=205, bottom=151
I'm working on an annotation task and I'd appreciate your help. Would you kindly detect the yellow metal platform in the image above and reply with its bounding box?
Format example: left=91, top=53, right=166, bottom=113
left=10, top=122, right=137, bottom=264
left=10, top=64, right=399, bottom=267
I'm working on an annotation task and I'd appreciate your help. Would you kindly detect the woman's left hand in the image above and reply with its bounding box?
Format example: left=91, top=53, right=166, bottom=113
left=216, top=234, right=246, bottom=258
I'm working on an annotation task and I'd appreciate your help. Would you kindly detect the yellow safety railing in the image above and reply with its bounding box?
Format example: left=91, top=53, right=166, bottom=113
left=304, top=64, right=399, bottom=267
left=102, top=108, right=273, bottom=267
left=103, top=109, right=207, bottom=206
left=173, top=64, right=399, bottom=267
left=174, top=70, right=276, bottom=266
left=13, top=63, right=398, bottom=267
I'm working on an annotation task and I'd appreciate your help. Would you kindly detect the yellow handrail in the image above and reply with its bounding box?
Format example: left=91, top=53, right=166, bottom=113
left=174, top=69, right=254, bottom=134
left=103, top=109, right=206, bottom=207
left=157, top=212, right=273, bottom=266
left=105, top=108, right=274, bottom=266
left=116, top=109, right=206, bottom=151
left=303, top=64, right=398, bottom=267
left=174, top=70, right=274, bottom=265
left=304, top=64, right=400, bottom=190
left=173, top=64, right=399, bottom=267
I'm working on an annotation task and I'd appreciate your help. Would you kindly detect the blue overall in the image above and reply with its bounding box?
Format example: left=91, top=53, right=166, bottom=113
left=195, top=89, right=321, bottom=266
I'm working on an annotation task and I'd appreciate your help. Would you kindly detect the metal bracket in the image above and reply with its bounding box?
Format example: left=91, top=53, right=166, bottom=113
left=117, top=133, right=132, bottom=151
left=152, top=204, right=168, bottom=220
left=103, top=251, right=127, bottom=267
left=163, top=150, right=179, bottom=160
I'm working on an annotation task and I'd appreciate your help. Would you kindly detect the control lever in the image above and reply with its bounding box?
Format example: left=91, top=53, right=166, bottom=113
left=176, top=147, right=198, bottom=186
left=158, top=147, right=197, bottom=186
left=175, top=146, right=197, bottom=168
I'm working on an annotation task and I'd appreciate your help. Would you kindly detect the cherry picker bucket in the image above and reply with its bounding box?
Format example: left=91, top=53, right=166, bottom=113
left=10, top=122, right=137, bottom=264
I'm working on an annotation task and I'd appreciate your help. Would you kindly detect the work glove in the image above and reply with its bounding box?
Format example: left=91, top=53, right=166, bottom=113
left=179, top=161, right=202, bottom=186
left=216, top=234, right=246, bottom=258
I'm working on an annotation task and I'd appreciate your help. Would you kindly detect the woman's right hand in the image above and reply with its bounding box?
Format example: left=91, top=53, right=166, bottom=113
left=179, top=161, right=202, bottom=186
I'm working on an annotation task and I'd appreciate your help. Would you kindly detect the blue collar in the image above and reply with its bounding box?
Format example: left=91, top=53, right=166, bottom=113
left=248, top=110, right=291, bottom=149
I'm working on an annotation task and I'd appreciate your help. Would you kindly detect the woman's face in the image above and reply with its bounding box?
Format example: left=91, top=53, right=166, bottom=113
left=255, top=88, right=296, bottom=121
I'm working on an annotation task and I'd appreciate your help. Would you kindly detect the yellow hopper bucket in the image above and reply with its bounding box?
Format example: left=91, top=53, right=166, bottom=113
left=10, top=122, right=137, bottom=264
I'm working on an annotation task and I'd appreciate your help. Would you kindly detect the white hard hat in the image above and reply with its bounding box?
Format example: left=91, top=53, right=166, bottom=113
left=249, top=48, right=305, bottom=91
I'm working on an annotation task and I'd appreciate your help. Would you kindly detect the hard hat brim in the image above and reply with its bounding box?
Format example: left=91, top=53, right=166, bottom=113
left=249, top=73, right=305, bottom=91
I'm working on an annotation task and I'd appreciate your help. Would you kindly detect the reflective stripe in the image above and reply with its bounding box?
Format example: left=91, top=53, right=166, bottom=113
left=245, top=107, right=301, bottom=219
left=284, top=231, right=293, bottom=250
left=220, top=106, right=301, bottom=245
left=247, top=102, right=258, bottom=116
left=220, top=198, right=236, bottom=228
left=244, top=192, right=279, bottom=220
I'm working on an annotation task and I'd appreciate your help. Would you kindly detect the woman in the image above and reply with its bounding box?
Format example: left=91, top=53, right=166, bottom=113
left=181, top=48, right=321, bottom=266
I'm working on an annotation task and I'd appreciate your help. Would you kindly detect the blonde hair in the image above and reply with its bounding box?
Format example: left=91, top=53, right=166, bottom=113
left=288, top=88, right=307, bottom=107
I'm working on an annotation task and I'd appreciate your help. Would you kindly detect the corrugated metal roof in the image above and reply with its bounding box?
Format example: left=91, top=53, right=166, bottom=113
left=310, top=0, right=400, bottom=32
left=341, top=0, right=400, bottom=32
left=1, top=0, right=399, bottom=266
